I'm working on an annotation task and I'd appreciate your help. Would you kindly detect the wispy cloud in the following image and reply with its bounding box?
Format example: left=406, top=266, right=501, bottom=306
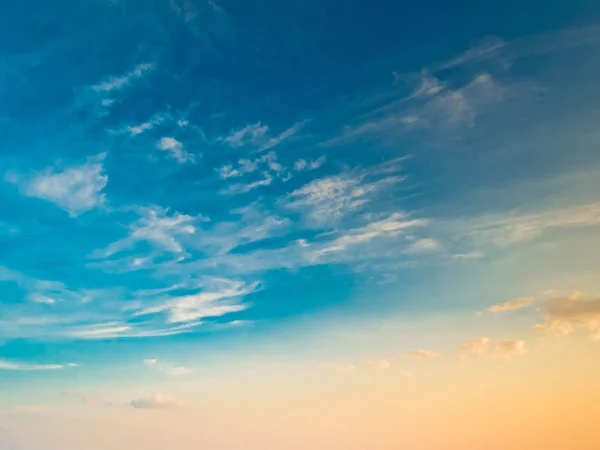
left=0, top=267, right=100, bottom=305
left=135, top=279, right=257, bottom=324
left=285, top=171, right=404, bottom=226
left=488, top=297, right=535, bottom=313
left=309, top=213, right=426, bottom=262
left=144, top=358, right=193, bottom=376
left=363, top=359, right=392, bottom=370
left=66, top=321, right=203, bottom=340
left=220, top=120, right=306, bottom=152
left=93, top=205, right=202, bottom=261
left=438, top=24, right=600, bottom=70
left=222, top=174, right=273, bottom=194
left=6, top=154, right=108, bottom=216
left=323, top=71, right=511, bottom=146
left=453, top=202, right=600, bottom=249
left=91, top=63, right=154, bottom=93
left=0, top=358, right=66, bottom=371
left=405, top=349, right=440, bottom=360
left=156, top=137, right=195, bottom=163
left=127, top=115, right=165, bottom=136
left=218, top=152, right=284, bottom=180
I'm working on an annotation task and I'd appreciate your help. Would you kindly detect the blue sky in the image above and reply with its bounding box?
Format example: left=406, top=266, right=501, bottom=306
left=2, top=0, right=600, bottom=427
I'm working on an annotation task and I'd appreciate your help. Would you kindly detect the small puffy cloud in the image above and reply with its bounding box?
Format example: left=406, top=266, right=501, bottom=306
left=494, top=340, right=528, bottom=358
left=533, top=293, right=600, bottom=339
left=294, top=156, right=326, bottom=171
left=156, top=137, right=195, bottom=163
left=130, top=393, right=181, bottom=410
left=398, top=370, right=412, bottom=377
left=406, top=349, right=440, bottom=360
left=144, top=359, right=157, bottom=367
left=458, top=337, right=491, bottom=361
left=404, top=238, right=439, bottom=254
left=488, top=297, right=535, bottom=313
left=29, top=293, right=56, bottom=305
left=364, top=359, right=392, bottom=370
left=8, top=154, right=108, bottom=216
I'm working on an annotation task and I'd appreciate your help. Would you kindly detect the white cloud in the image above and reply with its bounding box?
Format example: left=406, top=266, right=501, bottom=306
left=135, top=279, right=257, bottom=324
left=404, top=238, right=439, bottom=254
left=494, top=340, right=528, bottom=358
left=92, top=63, right=154, bottom=92
left=218, top=152, right=285, bottom=182
left=29, top=293, right=56, bottom=305
left=405, top=349, right=440, bottom=360
left=96, top=205, right=200, bottom=259
left=285, top=173, right=403, bottom=226
left=488, top=297, right=535, bottom=313
left=130, top=393, right=181, bottom=409
left=533, top=293, right=600, bottom=339
left=221, top=122, right=268, bottom=148
left=310, top=213, right=426, bottom=261
left=67, top=321, right=202, bottom=340
left=222, top=173, right=273, bottom=194
left=144, top=359, right=157, bottom=367
left=8, top=154, right=108, bottom=216
left=398, top=370, right=412, bottom=377
left=156, top=137, right=195, bottom=163
left=294, top=156, right=326, bottom=171
left=220, top=120, right=305, bottom=151
left=0, top=359, right=64, bottom=371
left=128, top=115, right=165, bottom=136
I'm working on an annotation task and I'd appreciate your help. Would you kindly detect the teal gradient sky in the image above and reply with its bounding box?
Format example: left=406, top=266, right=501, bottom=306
left=2, top=1, right=600, bottom=449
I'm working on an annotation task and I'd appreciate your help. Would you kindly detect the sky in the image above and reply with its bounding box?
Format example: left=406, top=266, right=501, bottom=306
left=1, top=0, right=600, bottom=449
